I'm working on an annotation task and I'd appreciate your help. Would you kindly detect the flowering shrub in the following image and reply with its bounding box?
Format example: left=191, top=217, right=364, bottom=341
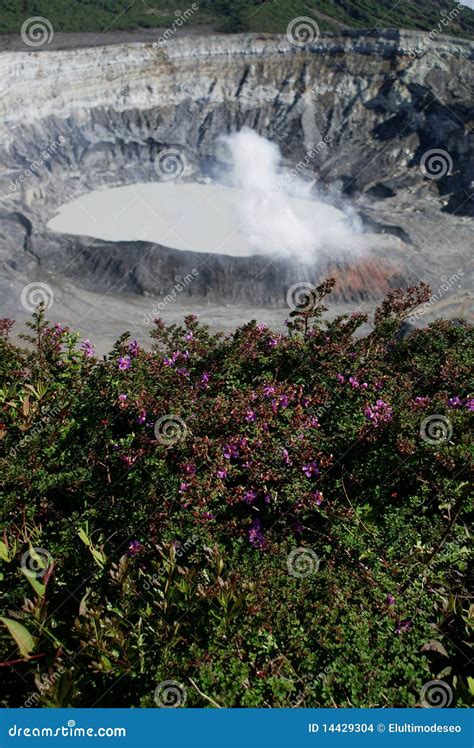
left=0, top=282, right=472, bottom=707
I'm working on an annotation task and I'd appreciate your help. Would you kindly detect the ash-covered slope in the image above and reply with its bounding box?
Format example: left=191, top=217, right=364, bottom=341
left=0, top=30, right=472, bottom=326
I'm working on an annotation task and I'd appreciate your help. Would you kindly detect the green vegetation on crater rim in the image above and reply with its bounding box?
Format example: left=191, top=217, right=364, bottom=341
left=1, top=0, right=474, bottom=39
left=0, top=282, right=472, bottom=707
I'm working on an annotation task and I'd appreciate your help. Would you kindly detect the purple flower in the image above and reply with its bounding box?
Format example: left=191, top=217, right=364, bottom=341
left=164, top=351, right=180, bottom=367
left=414, top=396, right=430, bottom=406
left=118, top=356, right=131, bottom=371
left=282, top=448, right=291, bottom=465
left=128, top=340, right=139, bottom=356
left=179, top=482, right=189, bottom=493
left=245, top=409, right=256, bottom=422
left=81, top=339, right=95, bottom=358
left=263, top=386, right=275, bottom=397
left=302, top=461, right=319, bottom=478
left=448, top=396, right=462, bottom=409
left=395, top=618, right=412, bottom=634
left=200, top=372, right=210, bottom=386
left=292, top=519, right=304, bottom=535
left=136, top=409, right=147, bottom=424
left=386, top=594, right=395, bottom=606
left=348, top=376, right=359, bottom=389
left=182, top=463, right=196, bottom=476
left=127, top=539, right=141, bottom=556
left=185, top=331, right=194, bottom=341
left=268, top=337, right=278, bottom=348
left=279, top=395, right=290, bottom=408
left=223, top=443, right=239, bottom=460
left=201, top=512, right=215, bottom=521
left=243, top=489, right=257, bottom=504
left=248, top=519, right=266, bottom=549
left=365, top=400, right=393, bottom=427
left=311, top=491, right=324, bottom=506
left=118, top=393, right=127, bottom=403
left=217, top=468, right=228, bottom=479
left=466, top=399, right=474, bottom=412
left=337, top=373, right=345, bottom=384
left=256, top=323, right=267, bottom=332
left=177, top=368, right=190, bottom=378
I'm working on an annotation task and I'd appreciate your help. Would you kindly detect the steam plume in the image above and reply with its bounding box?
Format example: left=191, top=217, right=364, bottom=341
left=223, top=127, right=359, bottom=263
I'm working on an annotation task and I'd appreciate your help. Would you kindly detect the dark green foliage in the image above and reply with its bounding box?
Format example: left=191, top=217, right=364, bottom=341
left=0, top=282, right=472, bottom=707
left=1, top=0, right=473, bottom=38
left=203, top=0, right=255, bottom=32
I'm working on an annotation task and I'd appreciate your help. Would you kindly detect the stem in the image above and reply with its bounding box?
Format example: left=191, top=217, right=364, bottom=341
left=189, top=677, right=223, bottom=708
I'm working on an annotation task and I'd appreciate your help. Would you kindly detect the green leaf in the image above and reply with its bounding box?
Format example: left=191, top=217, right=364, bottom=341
left=79, top=589, right=91, bottom=617
left=467, top=677, right=474, bottom=697
left=90, top=547, right=107, bottom=569
left=77, top=527, right=91, bottom=547
left=0, top=617, right=37, bottom=658
left=0, top=540, right=10, bottom=562
left=21, top=568, right=46, bottom=599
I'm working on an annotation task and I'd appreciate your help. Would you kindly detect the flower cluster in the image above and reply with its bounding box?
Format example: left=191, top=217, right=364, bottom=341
left=448, top=396, right=473, bottom=411
left=364, top=399, right=393, bottom=427
left=81, top=339, right=95, bottom=358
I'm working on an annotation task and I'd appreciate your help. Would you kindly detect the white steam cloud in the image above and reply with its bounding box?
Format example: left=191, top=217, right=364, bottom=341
left=223, top=127, right=360, bottom=263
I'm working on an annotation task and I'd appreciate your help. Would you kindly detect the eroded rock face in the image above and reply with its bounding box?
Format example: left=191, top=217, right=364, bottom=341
left=0, top=30, right=472, bottom=314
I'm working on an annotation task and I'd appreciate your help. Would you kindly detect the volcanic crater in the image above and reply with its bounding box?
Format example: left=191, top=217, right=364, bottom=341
left=0, top=29, right=473, bottom=346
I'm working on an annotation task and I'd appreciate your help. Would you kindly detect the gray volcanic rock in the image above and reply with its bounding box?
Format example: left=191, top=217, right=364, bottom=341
left=0, top=29, right=472, bottom=339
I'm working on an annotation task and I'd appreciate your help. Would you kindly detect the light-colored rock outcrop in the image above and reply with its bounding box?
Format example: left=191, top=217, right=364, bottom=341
left=0, top=31, right=472, bottom=127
